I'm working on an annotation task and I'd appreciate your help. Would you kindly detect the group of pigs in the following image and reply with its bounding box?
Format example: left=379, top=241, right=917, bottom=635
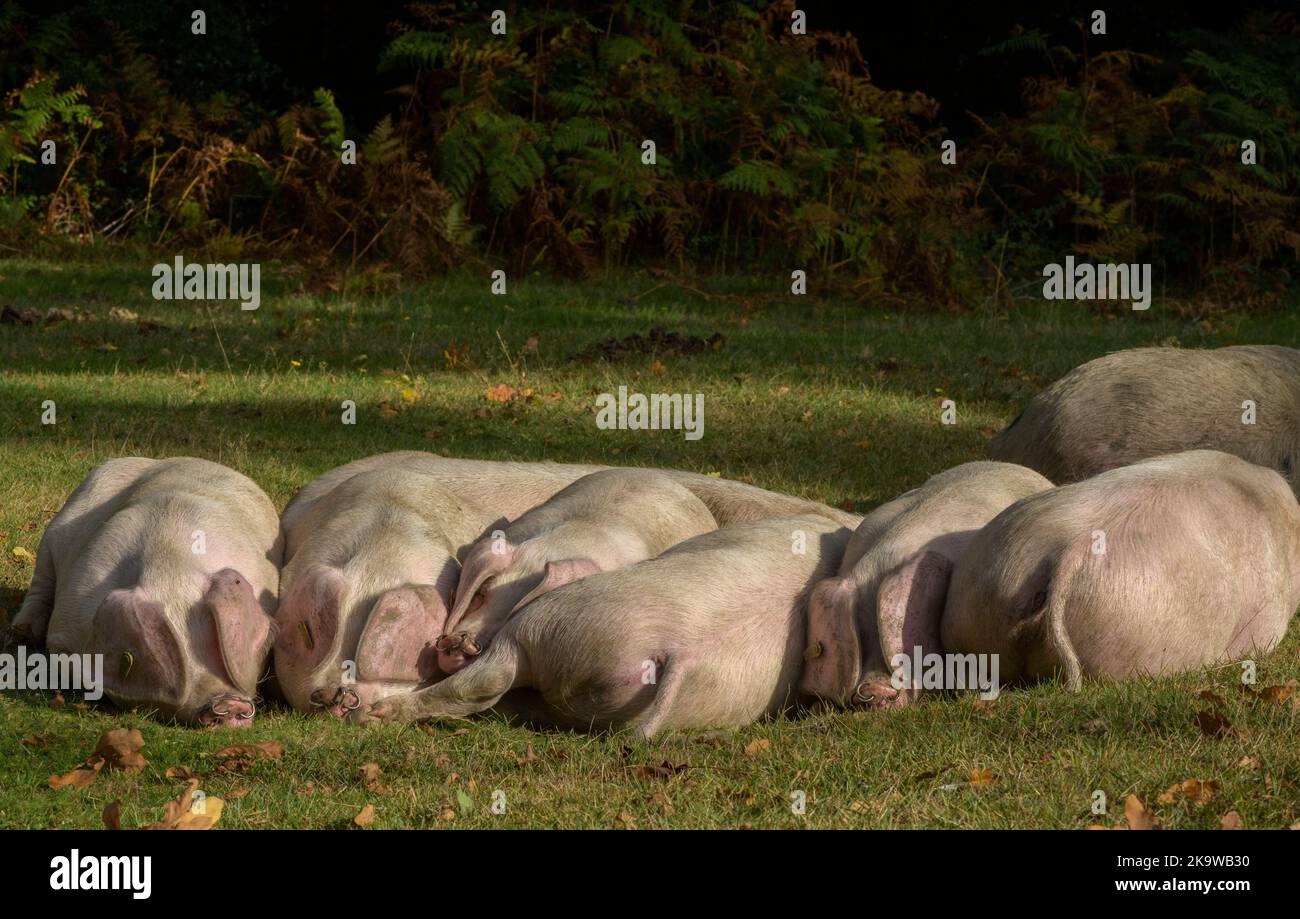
left=12, top=344, right=1300, bottom=737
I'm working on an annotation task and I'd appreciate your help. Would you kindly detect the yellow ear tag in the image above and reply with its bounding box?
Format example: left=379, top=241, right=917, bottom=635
left=120, top=650, right=135, bottom=680
left=298, top=621, right=315, bottom=650
left=803, top=642, right=823, bottom=662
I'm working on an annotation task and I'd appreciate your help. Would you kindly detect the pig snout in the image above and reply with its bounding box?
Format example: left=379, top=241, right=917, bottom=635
left=851, top=677, right=901, bottom=711
left=198, top=695, right=256, bottom=728
left=434, top=631, right=484, bottom=674
left=309, top=686, right=361, bottom=719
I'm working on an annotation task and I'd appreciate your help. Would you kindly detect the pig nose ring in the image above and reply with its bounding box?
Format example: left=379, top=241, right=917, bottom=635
left=434, top=633, right=458, bottom=652
left=852, top=683, right=876, bottom=705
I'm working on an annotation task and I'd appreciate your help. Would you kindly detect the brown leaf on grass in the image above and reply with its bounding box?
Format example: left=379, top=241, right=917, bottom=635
left=1125, top=794, right=1161, bottom=830
left=166, top=765, right=197, bottom=780
left=353, top=804, right=376, bottom=828
left=145, top=780, right=224, bottom=830
left=1236, top=756, right=1259, bottom=770
left=20, top=733, right=56, bottom=748
left=49, top=728, right=148, bottom=789
left=451, top=728, right=470, bottom=736
left=616, top=811, right=637, bottom=829
left=1194, top=709, right=1234, bottom=738
left=94, top=729, right=148, bottom=773
left=514, top=744, right=538, bottom=766
left=1157, top=779, right=1220, bottom=806
left=1220, top=810, right=1244, bottom=829
left=49, top=763, right=102, bottom=790
left=227, top=787, right=250, bottom=801
left=624, top=761, right=687, bottom=781
left=744, top=738, right=771, bottom=758
left=49, top=691, right=65, bottom=707
left=214, top=741, right=283, bottom=774
left=358, top=763, right=391, bottom=794
left=1255, top=681, right=1297, bottom=705
left=102, top=800, right=121, bottom=830
left=1197, top=689, right=1226, bottom=707
left=968, top=768, right=996, bottom=786
left=486, top=383, right=518, bottom=403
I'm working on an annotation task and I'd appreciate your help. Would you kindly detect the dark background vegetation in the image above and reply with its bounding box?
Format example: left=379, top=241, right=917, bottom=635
left=2, top=0, right=1297, bottom=308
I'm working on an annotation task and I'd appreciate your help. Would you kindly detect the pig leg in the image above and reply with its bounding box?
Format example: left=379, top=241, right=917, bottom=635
left=11, top=540, right=57, bottom=644
left=350, top=638, right=531, bottom=725
left=634, top=657, right=689, bottom=740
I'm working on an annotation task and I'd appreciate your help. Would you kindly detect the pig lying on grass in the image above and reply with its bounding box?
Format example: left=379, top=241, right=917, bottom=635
left=351, top=515, right=852, bottom=737
left=438, top=468, right=717, bottom=674
left=801, top=462, right=1053, bottom=709
left=943, top=451, right=1300, bottom=687
left=13, top=458, right=281, bottom=727
left=989, top=345, right=1300, bottom=495
left=275, top=464, right=571, bottom=715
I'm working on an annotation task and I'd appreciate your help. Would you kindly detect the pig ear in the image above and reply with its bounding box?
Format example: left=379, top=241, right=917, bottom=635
left=92, top=589, right=189, bottom=707
left=275, top=566, right=346, bottom=672
left=356, top=585, right=446, bottom=683
left=798, top=576, right=860, bottom=705
left=876, top=551, right=952, bottom=701
left=508, top=557, right=603, bottom=613
left=205, top=568, right=275, bottom=695
left=446, top=542, right=515, bottom=628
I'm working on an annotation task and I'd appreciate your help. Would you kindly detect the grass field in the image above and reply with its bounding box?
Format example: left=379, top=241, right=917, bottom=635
left=2, top=256, right=1298, bottom=828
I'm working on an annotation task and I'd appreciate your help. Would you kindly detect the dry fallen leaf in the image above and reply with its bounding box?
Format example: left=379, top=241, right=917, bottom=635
left=145, top=780, right=224, bottom=830
left=49, top=728, right=149, bottom=789
left=358, top=763, right=391, bottom=794
left=102, top=801, right=121, bottom=830
left=94, top=729, right=148, bottom=773
left=616, top=811, right=637, bottom=829
left=486, top=383, right=518, bottom=403
left=1125, top=794, right=1161, bottom=830
left=514, top=745, right=538, bottom=766
left=166, top=765, right=197, bottom=780
left=214, top=741, right=283, bottom=774
left=968, top=768, right=996, bottom=786
left=1157, top=779, right=1220, bottom=806
left=227, top=787, right=250, bottom=801
left=624, top=761, right=687, bottom=780
left=1194, top=709, right=1234, bottom=738
left=354, top=804, right=376, bottom=828
left=49, top=763, right=102, bottom=790
left=1220, top=810, right=1244, bottom=829
left=744, top=738, right=771, bottom=758
left=1256, top=681, right=1297, bottom=705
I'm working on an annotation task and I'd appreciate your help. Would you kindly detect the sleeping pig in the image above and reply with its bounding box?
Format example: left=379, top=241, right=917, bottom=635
left=11, top=457, right=282, bottom=727
left=438, top=468, right=717, bottom=674
left=275, top=456, right=603, bottom=714
left=800, top=462, right=1052, bottom=710
left=942, top=450, right=1300, bottom=688
left=350, top=514, right=852, bottom=737
left=989, top=345, right=1300, bottom=495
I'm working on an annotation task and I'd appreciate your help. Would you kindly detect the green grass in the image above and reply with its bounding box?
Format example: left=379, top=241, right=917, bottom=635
left=2, top=256, right=1298, bottom=828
